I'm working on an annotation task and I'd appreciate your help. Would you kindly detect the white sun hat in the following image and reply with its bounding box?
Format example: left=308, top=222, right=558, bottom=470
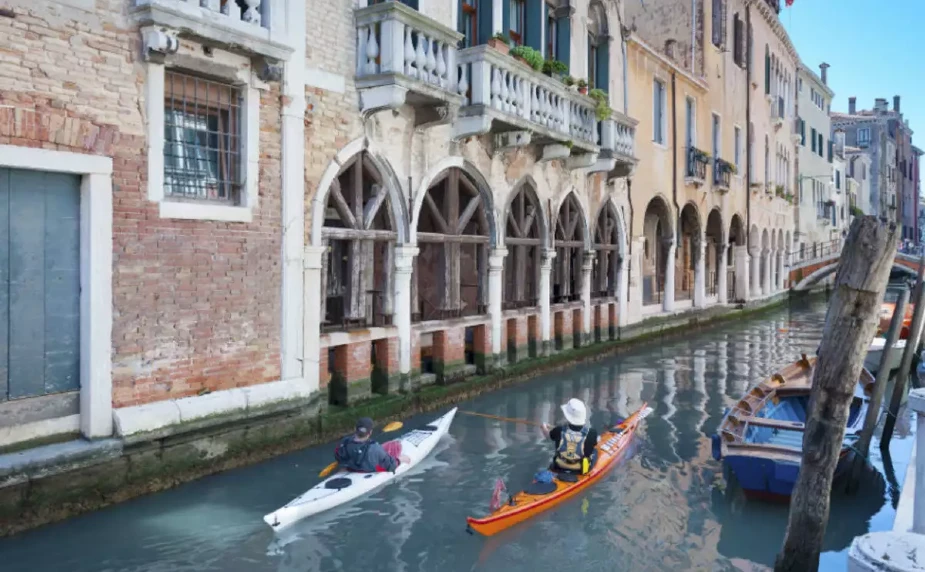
left=561, top=398, right=588, bottom=426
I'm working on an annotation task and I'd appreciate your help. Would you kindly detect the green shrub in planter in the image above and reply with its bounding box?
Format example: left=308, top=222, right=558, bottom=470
left=510, top=45, right=544, bottom=71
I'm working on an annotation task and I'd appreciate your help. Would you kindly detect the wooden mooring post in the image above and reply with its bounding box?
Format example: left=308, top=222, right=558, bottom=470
left=847, top=286, right=910, bottom=491
left=774, top=217, right=897, bottom=572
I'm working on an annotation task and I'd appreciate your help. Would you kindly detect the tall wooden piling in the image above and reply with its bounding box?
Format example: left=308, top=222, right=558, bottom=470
left=775, top=217, right=897, bottom=572
left=881, top=271, right=925, bottom=448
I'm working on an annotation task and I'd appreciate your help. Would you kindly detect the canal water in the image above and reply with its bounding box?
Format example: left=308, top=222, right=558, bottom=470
left=1, top=298, right=915, bottom=572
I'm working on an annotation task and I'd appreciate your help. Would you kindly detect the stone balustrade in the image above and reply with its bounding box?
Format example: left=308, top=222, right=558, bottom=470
left=594, top=113, right=637, bottom=176
left=354, top=2, right=465, bottom=119
left=454, top=45, right=598, bottom=152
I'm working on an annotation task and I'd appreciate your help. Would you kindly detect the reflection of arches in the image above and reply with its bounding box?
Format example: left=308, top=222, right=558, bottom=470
left=642, top=196, right=674, bottom=305
left=552, top=192, right=587, bottom=303
left=413, top=167, right=492, bottom=321
left=319, top=150, right=402, bottom=330
left=705, top=209, right=724, bottom=297
left=504, top=181, right=544, bottom=308
left=677, top=203, right=702, bottom=300
left=592, top=201, right=622, bottom=298
left=311, top=138, right=409, bottom=247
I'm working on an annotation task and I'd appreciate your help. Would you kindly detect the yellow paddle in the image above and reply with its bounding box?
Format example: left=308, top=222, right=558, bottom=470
left=318, top=420, right=404, bottom=478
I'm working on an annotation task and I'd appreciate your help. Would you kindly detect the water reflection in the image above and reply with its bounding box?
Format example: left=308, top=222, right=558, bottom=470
left=0, top=298, right=912, bottom=572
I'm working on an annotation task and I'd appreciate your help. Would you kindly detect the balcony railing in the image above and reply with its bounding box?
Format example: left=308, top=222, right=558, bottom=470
left=355, top=2, right=465, bottom=120
left=685, top=147, right=709, bottom=185
left=132, top=0, right=291, bottom=60
left=454, top=45, right=598, bottom=153
left=593, top=112, right=638, bottom=177
left=713, top=158, right=733, bottom=191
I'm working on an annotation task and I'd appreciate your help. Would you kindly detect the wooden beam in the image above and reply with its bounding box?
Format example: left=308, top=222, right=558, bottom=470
left=774, top=217, right=897, bottom=572
left=507, top=210, right=523, bottom=239
left=328, top=179, right=357, bottom=229
left=523, top=206, right=536, bottom=239
left=506, top=237, right=543, bottom=246
left=363, top=183, right=389, bottom=230
left=322, top=228, right=396, bottom=241
left=554, top=240, right=584, bottom=248
left=423, top=192, right=449, bottom=234
left=457, top=194, right=482, bottom=232
left=362, top=154, right=382, bottom=186
left=418, top=232, right=489, bottom=244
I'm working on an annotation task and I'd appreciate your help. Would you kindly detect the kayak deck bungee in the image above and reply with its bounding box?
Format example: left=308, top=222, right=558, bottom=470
left=264, top=407, right=457, bottom=531
left=466, top=403, right=652, bottom=537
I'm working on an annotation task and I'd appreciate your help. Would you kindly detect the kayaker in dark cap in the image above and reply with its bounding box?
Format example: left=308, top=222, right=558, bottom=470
left=333, top=417, right=409, bottom=473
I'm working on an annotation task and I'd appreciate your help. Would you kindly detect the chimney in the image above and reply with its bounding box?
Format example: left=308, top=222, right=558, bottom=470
left=819, top=62, right=829, bottom=85
left=848, top=97, right=856, bottom=114
left=875, top=98, right=888, bottom=113
left=894, top=95, right=901, bottom=113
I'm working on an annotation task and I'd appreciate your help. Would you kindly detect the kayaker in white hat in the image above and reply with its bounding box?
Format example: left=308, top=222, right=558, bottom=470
left=541, top=398, right=599, bottom=474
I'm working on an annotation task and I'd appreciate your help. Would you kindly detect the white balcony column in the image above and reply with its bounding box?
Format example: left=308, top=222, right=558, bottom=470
left=663, top=239, right=676, bottom=312
left=302, top=246, right=327, bottom=392
left=718, top=242, right=729, bottom=304
left=693, top=234, right=706, bottom=308
left=762, top=248, right=772, bottom=295
left=539, top=248, right=556, bottom=356
left=393, top=246, right=418, bottom=387
left=581, top=251, right=594, bottom=345
left=488, top=248, right=508, bottom=363
left=735, top=246, right=750, bottom=301
left=750, top=247, right=761, bottom=299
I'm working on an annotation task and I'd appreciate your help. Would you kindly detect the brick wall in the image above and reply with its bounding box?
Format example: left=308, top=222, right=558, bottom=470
left=331, top=341, right=372, bottom=405
left=433, top=327, right=466, bottom=383
left=0, top=3, right=283, bottom=408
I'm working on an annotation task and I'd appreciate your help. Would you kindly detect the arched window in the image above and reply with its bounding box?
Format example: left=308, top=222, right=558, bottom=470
left=504, top=184, right=543, bottom=308
left=553, top=194, right=585, bottom=303
left=592, top=204, right=621, bottom=298
left=587, top=2, right=609, bottom=91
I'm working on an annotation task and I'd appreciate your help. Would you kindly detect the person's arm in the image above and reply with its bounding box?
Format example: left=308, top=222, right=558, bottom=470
left=584, top=430, right=599, bottom=458
left=370, top=444, right=399, bottom=472
left=333, top=439, right=348, bottom=463
left=547, top=426, right=562, bottom=445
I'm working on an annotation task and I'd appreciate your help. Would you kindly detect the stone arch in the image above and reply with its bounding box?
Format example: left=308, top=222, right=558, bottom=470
left=641, top=195, right=674, bottom=305
left=729, top=214, right=746, bottom=246
left=592, top=199, right=623, bottom=299
left=705, top=208, right=724, bottom=297
left=413, top=166, right=494, bottom=321
left=316, top=147, right=409, bottom=330
left=504, top=174, right=550, bottom=247
left=503, top=178, right=546, bottom=309
left=749, top=224, right=761, bottom=255
left=411, top=156, right=498, bottom=247
left=310, top=137, right=409, bottom=247
left=677, top=202, right=703, bottom=301
left=552, top=192, right=588, bottom=303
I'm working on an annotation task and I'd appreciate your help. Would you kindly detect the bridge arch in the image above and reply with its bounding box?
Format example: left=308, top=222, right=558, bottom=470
left=791, top=252, right=920, bottom=291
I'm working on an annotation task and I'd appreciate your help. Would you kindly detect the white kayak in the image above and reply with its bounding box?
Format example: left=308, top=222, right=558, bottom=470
left=263, top=407, right=457, bottom=531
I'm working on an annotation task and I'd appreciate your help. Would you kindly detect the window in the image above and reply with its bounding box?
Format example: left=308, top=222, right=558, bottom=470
left=510, top=0, right=525, bottom=44
left=587, top=2, right=607, bottom=90
left=818, top=133, right=824, bottom=157
left=811, top=127, right=817, bottom=153
left=798, top=77, right=802, bottom=92
left=858, top=127, right=871, bottom=147
left=827, top=140, right=833, bottom=163
left=712, top=114, right=720, bottom=159
left=588, top=38, right=598, bottom=89
left=546, top=2, right=557, bottom=60
left=164, top=71, right=242, bottom=204
left=653, top=79, right=666, bottom=144
left=712, top=0, right=726, bottom=47
left=799, top=118, right=806, bottom=146
left=685, top=97, right=695, bottom=147
left=764, top=46, right=770, bottom=94
left=836, top=170, right=841, bottom=189
left=732, top=14, right=744, bottom=67
left=461, top=0, right=478, bottom=49
left=734, top=126, right=741, bottom=172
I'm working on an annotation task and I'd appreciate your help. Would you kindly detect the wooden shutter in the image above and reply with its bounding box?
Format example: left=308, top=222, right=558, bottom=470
left=595, top=37, right=609, bottom=90
left=764, top=49, right=771, bottom=94
left=556, top=12, right=571, bottom=71
left=477, top=0, right=492, bottom=44
left=525, top=0, right=543, bottom=51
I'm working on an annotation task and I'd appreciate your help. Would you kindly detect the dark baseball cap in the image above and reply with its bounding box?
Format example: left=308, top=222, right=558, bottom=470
left=355, top=417, right=374, bottom=436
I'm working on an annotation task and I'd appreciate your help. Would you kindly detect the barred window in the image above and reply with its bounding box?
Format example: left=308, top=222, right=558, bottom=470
left=163, top=71, right=243, bottom=204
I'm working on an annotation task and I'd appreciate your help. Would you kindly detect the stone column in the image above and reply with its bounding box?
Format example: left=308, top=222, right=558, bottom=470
left=302, top=246, right=327, bottom=393
left=762, top=248, right=772, bottom=295
left=393, top=245, right=418, bottom=390
left=735, top=245, right=750, bottom=302
left=750, top=248, right=761, bottom=299
left=718, top=243, right=728, bottom=304
left=663, top=239, right=676, bottom=312
left=768, top=248, right=777, bottom=292
left=581, top=251, right=594, bottom=345
left=617, top=254, right=629, bottom=326
left=539, top=248, right=556, bottom=356
left=488, top=248, right=507, bottom=365
left=777, top=249, right=785, bottom=291
left=693, top=234, right=706, bottom=307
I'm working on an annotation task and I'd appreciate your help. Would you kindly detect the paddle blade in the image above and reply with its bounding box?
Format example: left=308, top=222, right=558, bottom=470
left=382, top=421, right=403, bottom=432
left=489, top=478, right=507, bottom=511
left=319, top=461, right=339, bottom=478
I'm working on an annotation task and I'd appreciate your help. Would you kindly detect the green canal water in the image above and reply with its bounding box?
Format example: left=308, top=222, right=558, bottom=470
left=0, top=298, right=915, bottom=571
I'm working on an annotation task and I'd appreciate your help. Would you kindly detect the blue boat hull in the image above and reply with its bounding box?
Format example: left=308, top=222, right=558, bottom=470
left=718, top=444, right=855, bottom=501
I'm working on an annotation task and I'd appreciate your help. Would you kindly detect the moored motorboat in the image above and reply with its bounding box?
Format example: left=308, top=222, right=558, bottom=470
left=711, top=355, right=873, bottom=501
left=878, top=301, right=913, bottom=339
left=864, top=336, right=906, bottom=373
left=466, top=403, right=652, bottom=536
left=263, top=407, right=457, bottom=531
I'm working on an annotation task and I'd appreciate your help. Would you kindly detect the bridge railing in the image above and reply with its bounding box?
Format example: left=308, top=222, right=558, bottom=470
left=787, top=239, right=843, bottom=268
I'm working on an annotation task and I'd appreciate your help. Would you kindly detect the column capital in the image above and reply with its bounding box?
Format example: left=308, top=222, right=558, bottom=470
left=303, top=245, right=327, bottom=269
left=394, top=245, right=419, bottom=275
left=540, top=248, right=557, bottom=269
left=488, top=247, right=508, bottom=271
left=582, top=250, right=595, bottom=271
left=394, top=245, right=420, bottom=261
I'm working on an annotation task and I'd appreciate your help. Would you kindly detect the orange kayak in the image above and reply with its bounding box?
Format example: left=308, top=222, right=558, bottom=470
left=466, top=403, right=652, bottom=537
left=879, top=302, right=914, bottom=339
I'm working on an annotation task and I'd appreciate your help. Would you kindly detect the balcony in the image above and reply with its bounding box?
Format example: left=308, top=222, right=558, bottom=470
left=355, top=2, right=466, bottom=124
left=591, top=113, right=638, bottom=178
left=713, top=158, right=733, bottom=192
left=791, top=118, right=803, bottom=144
left=685, top=147, right=709, bottom=186
left=771, top=95, right=785, bottom=128
left=132, top=0, right=292, bottom=61
left=453, top=45, right=599, bottom=162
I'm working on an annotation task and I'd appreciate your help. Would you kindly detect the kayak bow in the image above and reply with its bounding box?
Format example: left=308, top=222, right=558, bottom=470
left=466, top=403, right=652, bottom=537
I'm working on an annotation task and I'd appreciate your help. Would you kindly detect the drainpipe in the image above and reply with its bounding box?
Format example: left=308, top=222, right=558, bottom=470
left=745, top=5, right=752, bottom=251
left=671, top=71, right=679, bottom=234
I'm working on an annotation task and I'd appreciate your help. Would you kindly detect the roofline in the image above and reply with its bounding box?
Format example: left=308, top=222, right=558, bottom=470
left=797, top=63, right=835, bottom=99
left=627, top=35, right=709, bottom=91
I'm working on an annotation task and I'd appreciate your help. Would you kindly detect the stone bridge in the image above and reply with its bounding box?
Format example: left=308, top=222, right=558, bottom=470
left=788, top=243, right=919, bottom=291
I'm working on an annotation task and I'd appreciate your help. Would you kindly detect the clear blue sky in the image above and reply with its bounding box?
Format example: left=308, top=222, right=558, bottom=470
left=781, top=0, right=923, bottom=162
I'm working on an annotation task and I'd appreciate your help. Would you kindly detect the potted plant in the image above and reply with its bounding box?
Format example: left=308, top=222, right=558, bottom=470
left=488, top=33, right=510, bottom=55
left=510, top=45, right=544, bottom=71
left=775, top=184, right=785, bottom=197
left=562, top=76, right=576, bottom=89
left=588, top=88, right=612, bottom=121
left=542, top=59, right=568, bottom=78
left=576, top=78, right=588, bottom=95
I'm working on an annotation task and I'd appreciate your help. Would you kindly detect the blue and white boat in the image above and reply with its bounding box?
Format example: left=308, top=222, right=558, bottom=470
left=711, top=354, right=874, bottom=501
